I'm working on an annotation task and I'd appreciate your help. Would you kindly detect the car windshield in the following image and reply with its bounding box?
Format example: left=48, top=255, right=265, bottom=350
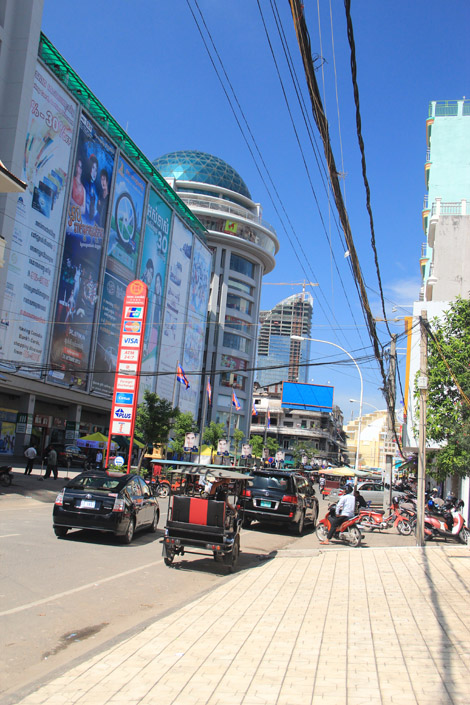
left=252, top=475, right=293, bottom=492
left=66, top=475, right=126, bottom=492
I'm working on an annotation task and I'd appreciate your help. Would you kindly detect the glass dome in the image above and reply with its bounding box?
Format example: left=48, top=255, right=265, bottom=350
left=153, top=150, right=252, bottom=200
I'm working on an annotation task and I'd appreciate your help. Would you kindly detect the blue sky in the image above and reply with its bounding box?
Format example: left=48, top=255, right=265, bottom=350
left=42, top=0, right=469, bottom=419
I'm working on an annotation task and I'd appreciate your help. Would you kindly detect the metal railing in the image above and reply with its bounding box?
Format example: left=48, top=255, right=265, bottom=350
left=181, top=195, right=277, bottom=235
left=431, top=199, right=468, bottom=216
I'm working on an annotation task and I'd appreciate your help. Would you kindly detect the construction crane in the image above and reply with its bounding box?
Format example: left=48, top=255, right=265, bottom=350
left=263, top=280, right=318, bottom=293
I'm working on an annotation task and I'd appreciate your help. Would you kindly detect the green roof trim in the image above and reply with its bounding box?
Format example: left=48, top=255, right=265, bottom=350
left=38, top=33, right=207, bottom=242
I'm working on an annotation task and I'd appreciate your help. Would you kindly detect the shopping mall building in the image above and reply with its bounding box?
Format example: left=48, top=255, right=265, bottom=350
left=0, top=2, right=278, bottom=454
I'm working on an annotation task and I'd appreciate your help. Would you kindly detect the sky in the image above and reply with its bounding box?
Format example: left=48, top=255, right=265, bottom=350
left=42, top=0, right=469, bottom=420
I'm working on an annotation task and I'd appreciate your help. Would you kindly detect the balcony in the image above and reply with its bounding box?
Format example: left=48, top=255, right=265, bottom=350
left=428, top=199, right=468, bottom=247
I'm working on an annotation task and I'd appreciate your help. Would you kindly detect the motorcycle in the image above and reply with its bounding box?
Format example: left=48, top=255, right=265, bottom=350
left=145, top=476, right=171, bottom=498
left=316, top=503, right=364, bottom=547
left=0, top=465, right=13, bottom=487
left=424, top=500, right=469, bottom=544
left=359, top=497, right=412, bottom=535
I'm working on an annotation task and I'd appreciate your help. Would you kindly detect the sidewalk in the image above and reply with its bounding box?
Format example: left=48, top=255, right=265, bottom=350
left=12, top=543, right=470, bottom=705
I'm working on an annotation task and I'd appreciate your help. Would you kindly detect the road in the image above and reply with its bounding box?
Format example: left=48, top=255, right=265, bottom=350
left=0, top=477, right=416, bottom=704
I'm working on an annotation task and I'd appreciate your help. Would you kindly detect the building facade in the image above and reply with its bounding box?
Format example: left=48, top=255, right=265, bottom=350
left=345, top=410, right=395, bottom=470
left=0, top=21, right=211, bottom=456
left=251, top=382, right=347, bottom=466
left=153, top=151, right=279, bottom=440
left=256, top=292, right=313, bottom=388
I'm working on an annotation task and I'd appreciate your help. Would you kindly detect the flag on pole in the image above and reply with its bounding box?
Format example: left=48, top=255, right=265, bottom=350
left=232, top=389, right=241, bottom=410
left=252, top=400, right=258, bottom=416
left=206, top=378, right=212, bottom=404
left=267, top=408, right=271, bottom=428
left=176, top=364, right=190, bottom=389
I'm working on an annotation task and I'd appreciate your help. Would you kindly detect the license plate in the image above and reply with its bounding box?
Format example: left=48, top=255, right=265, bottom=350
left=80, top=500, right=95, bottom=509
left=260, top=500, right=271, bottom=508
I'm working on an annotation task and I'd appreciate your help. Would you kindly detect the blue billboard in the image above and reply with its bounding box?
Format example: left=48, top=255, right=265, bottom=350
left=281, top=382, right=334, bottom=412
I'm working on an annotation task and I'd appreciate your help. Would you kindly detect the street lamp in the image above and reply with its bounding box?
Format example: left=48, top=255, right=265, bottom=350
left=350, top=399, right=381, bottom=413
left=291, top=335, right=363, bottom=472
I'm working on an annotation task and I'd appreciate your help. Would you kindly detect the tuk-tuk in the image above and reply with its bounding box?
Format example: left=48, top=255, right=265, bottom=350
left=162, top=466, right=252, bottom=573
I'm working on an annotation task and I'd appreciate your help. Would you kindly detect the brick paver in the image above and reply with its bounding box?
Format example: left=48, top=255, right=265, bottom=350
left=15, top=545, right=470, bottom=705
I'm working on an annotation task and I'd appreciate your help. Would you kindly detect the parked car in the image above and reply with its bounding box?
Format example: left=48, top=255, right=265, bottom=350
left=241, top=470, right=319, bottom=534
left=52, top=471, right=159, bottom=543
left=327, top=481, right=406, bottom=507
left=44, top=443, right=88, bottom=467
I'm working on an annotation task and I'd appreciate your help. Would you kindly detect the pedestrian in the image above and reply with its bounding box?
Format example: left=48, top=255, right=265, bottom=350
left=24, top=444, right=37, bottom=475
left=95, top=449, right=103, bottom=469
left=44, top=446, right=58, bottom=480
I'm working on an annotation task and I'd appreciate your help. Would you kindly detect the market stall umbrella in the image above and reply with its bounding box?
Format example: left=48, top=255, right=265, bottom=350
left=77, top=432, right=118, bottom=450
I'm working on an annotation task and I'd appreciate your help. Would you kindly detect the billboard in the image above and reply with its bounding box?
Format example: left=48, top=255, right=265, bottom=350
left=48, top=112, right=115, bottom=388
left=138, top=189, right=172, bottom=399
left=281, top=382, right=334, bottom=412
left=0, top=62, right=77, bottom=372
left=155, top=216, right=192, bottom=402
left=106, top=156, right=145, bottom=281
left=92, top=270, right=127, bottom=395
left=178, top=238, right=212, bottom=414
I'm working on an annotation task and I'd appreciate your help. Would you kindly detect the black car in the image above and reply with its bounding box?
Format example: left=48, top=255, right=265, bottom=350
left=44, top=443, right=88, bottom=467
left=53, top=472, right=159, bottom=543
left=241, top=470, right=319, bottom=534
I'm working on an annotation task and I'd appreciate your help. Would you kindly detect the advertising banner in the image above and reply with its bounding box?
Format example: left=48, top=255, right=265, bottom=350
left=0, top=62, right=77, bottom=372
left=106, top=280, right=148, bottom=466
left=178, top=238, right=212, bottom=415
left=155, top=217, right=192, bottom=402
left=92, top=269, right=127, bottom=395
left=49, top=113, right=115, bottom=388
left=183, top=432, right=199, bottom=452
left=106, top=156, right=145, bottom=281
left=138, top=189, right=172, bottom=399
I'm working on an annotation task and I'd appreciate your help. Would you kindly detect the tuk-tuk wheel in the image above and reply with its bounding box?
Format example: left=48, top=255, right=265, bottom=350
left=213, top=551, right=224, bottom=562
left=163, top=545, right=175, bottom=566
left=224, top=535, right=240, bottom=573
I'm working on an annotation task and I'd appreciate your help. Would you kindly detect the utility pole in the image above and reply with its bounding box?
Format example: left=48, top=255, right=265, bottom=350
left=416, top=312, right=428, bottom=546
left=383, top=334, right=397, bottom=510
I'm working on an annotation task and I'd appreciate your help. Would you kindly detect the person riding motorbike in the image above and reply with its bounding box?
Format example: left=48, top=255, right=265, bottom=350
left=320, top=485, right=356, bottom=545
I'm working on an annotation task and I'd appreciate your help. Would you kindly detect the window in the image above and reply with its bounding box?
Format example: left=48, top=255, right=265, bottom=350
left=225, top=315, right=250, bottom=334
left=301, top=420, right=307, bottom=429
left=220, top=372, right=246, bottom=390
left=226, top=293, right=252, bottom=315
left=230, top=253, right=254, bottom=278
left=228, top=277, right=253, bottom=296
left=220, top=354, right=248, bottom=371
left=223, top=332, right=250, bottom=353
left=284, top=421, right=293, bottom=428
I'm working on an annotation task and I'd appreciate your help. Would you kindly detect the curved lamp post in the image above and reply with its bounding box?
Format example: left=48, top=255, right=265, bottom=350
left=291, top=335, right=363, bottom=472
left=350, top=399, right=381, bottom=413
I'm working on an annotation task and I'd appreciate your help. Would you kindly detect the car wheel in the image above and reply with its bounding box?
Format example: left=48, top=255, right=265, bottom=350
left=311, top=505, right=318, bottom=529
left=316, top=523, right=328, bottom=542
left=0, top=472, right=12, bottom=487
left=121, top=517, right=135, bottom=544
left=149, top=508, right=159, bottom=533
left=54, top=527, right=68, bottom=538
left=293, top=511, right=305, bottom=535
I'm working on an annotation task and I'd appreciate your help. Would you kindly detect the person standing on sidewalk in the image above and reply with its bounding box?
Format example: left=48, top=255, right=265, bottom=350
left=95, top=450, right=103, bottom=470
left=320, top=485, right=356, bottom=545
left=24, top=445, right=37, bottom=475
left=44, top=447, right=58, bottom=480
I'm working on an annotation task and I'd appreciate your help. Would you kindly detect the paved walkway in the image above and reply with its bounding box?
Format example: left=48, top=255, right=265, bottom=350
left=14, top=543, right=470, bottom=705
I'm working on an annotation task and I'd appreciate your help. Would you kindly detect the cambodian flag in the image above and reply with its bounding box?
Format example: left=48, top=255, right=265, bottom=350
left=177, top=364, right=190, bottom=389
left=206, top=378, right=212, bottom=404
left=252, top=401, right=258, bottom=416
left=232, top=389, right=241, bottom=410
left=267, top=408, right=271, bottom=428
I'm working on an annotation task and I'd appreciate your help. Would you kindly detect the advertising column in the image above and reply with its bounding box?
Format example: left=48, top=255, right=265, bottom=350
left=106, top=280, right=148, bottom=468
left=48, top=112, right=115, bottom=389
left=0, top=62, right=77, bottom=373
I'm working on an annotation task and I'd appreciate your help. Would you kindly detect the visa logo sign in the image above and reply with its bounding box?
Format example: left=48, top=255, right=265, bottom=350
left=113, top=407, right=133, bottom=421
left=115, top=392, right=134, bottom=405
left=121, top=335, right=140, bottom=348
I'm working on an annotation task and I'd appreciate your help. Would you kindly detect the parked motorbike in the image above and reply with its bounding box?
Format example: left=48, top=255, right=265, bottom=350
left=145, top=476, right=171, bottom=498
left=359, top=497, right=412, bottom=535
left=316, top=503, right=364, bottom=547
left=0, top=465, right=13, bottom=487
left=424, top=500, right=469, bottom=544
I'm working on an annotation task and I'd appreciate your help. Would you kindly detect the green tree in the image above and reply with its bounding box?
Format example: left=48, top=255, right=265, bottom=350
left=233, top=428, right=244, bottom=462
left=202, top=421, right=225, bottom=461
left=420, top=297, right=470, bottom=481
left=289, top=440, right=319, bottom=466
left=134, top=391, right=179, bottom=470
left=168, top=412, right=198, bottom=456
left=265, top=437, right=279, bottom=458
left=249, top=435, right=264, bottom=459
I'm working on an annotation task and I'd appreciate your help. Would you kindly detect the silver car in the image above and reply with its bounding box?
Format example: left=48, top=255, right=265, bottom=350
left=356, top=482, right=406, bottom=506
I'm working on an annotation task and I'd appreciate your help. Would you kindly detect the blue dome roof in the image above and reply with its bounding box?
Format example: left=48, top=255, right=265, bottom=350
left=153, top=150, right=252, bottom=200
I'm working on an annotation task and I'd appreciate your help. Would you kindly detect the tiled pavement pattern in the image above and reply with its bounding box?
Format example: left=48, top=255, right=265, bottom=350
left=17, top=546, right=470, bottom=705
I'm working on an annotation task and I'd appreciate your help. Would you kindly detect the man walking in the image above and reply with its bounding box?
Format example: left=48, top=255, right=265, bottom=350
left=24, top=445, right=37, bottom=475
left=44, top=446, right=58, bottom=480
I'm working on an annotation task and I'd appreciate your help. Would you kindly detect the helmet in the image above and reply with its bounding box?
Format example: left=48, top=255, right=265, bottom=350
left=345, top=484, right=353, bottom=494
